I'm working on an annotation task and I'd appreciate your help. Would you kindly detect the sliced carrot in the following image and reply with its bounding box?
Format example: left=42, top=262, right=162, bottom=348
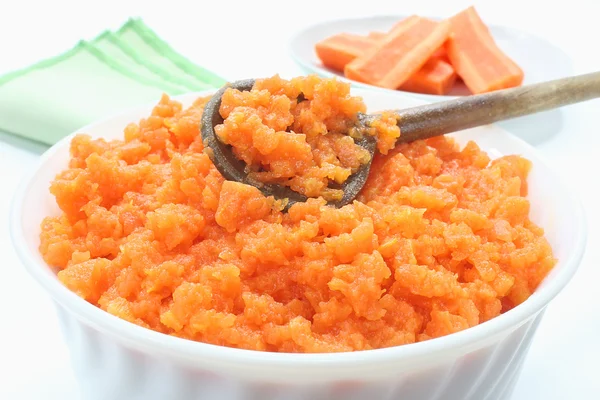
left=315, top=26, right=456, bottom=95
left=399, top=58, right=457, bottom=95
left=367, top=31, right=386, bottom=40
left=446, top=6, right=524, bottom=94
left=344, top=17, right=452, bottom=89
left=390, top=17, right=451, bottom=66
left=369, top=20, right=454, bottom=95
left=430, top=46, right=450, bottom=63
left=368, top=30, right=449, bottom=63
left=315, top=33, right=374, bottom=72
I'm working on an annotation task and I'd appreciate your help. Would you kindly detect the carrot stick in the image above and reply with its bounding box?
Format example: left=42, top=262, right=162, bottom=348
left=344, top=17, right=452, bottom=89
left=315, top=33, right=374, bottom=72
left=315, top=24, right=456, bottom=95
left=430, top=46, right=450, bottom=63
left=399, top=58, right=457, bottom=95
left=367, top=31, right=386, bottom=40
left=446, top=6, right=524, bottom=94
left=368, top=31, right=449, bottom=63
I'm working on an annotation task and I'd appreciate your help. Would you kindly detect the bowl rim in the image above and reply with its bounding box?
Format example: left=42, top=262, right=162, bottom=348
left=9, top=88, right=587, bottom=378
left=287, top=13, right=575, bottom=102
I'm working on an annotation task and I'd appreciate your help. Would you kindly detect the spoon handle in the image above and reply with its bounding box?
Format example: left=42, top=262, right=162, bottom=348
left=395, top=71, right=600, bottom=143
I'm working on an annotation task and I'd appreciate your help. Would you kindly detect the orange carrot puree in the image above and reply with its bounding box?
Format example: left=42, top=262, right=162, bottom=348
left=40, top=75, right=555, bottom=353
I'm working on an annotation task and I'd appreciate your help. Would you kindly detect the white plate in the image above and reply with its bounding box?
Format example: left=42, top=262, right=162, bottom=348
left=288, top=15, right=575, bottom=145
left=288, top=14, right=574, bottom=102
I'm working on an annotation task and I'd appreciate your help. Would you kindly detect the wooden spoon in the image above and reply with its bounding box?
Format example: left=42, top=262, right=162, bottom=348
left=201, top=72, right=600, bottom=210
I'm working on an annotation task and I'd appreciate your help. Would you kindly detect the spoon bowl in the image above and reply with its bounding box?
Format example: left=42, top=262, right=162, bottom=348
left=201, top=78, right=378, bottom=210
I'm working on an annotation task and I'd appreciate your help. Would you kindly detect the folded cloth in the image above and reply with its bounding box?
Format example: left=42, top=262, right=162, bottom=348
left=0, top=18, right=226, bottom=146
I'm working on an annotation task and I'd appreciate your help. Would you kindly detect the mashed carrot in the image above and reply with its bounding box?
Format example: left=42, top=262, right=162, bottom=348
left=215, top=75, right=399, bottom=201
left=39, top=75, right=555, bottom=353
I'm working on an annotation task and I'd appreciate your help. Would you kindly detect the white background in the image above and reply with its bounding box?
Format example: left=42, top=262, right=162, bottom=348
left=1, top=0, right=599, bottom=398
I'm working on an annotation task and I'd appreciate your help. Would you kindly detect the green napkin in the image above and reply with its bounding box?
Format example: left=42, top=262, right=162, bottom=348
left=0, top=18, right=226, bottom=146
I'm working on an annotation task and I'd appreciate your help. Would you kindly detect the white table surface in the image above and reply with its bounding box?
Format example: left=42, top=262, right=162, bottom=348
left=1, top=0, right=599, bottom=398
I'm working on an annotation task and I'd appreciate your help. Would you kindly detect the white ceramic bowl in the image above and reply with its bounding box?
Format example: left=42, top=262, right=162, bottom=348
left=10, top=89, right=586, bottom=400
